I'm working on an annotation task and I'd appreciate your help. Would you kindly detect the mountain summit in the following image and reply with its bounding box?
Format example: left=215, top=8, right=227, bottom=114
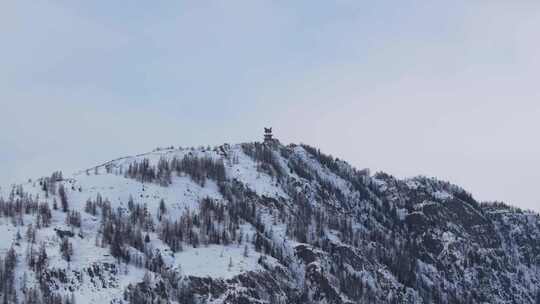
left=0, top=142, right=539, bottom=304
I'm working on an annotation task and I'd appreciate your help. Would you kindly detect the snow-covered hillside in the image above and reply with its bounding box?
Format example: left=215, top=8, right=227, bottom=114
left=0, top=142, right=539, bottom=304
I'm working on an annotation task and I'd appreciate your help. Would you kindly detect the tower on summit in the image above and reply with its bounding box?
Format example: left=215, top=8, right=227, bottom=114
left=264, top=127, right=273, bottom=143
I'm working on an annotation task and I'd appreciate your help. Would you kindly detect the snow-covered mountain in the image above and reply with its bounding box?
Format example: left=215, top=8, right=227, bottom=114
left=0, top=141, right=539, bottom=304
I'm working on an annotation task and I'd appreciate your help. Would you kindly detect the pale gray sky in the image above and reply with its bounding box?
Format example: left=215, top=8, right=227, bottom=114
left=1, top=1, right=539, bottom=211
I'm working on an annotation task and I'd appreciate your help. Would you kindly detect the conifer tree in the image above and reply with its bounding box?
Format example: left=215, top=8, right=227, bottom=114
left=58, top=184, right=69, bottom=212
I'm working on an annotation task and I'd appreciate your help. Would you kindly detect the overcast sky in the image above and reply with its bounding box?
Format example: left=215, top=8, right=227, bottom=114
left=1, top=1, right=539, bottom=211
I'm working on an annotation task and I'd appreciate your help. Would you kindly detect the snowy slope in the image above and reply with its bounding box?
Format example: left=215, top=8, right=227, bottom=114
left=0, top=142, right=539, bottom=304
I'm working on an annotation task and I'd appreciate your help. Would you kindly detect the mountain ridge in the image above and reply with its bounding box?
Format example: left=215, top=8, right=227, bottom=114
left=0, top=141, right=539, bottom=304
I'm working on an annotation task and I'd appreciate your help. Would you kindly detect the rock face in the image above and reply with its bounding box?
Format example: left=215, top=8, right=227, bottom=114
left=0, top=142, right=539, bottom=304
